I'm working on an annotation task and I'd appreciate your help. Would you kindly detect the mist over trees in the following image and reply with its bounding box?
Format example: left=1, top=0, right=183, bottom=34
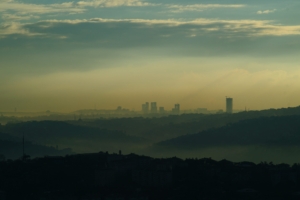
left=2, top=106, right=300, bottom=163
left=156, top=115, right=300, bottom=148
left=1, top=121, right=149, bottom=156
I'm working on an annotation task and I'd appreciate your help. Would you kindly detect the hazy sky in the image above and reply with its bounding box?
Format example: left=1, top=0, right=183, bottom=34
left=1, top=0, right=300, bottom=112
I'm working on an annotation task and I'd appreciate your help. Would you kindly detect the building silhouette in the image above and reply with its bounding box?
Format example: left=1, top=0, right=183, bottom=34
left=151, top=102, right=157, bottom=113
left=226, top=97, right=233, bottom=114
left=142, top=102, right=149, bottom=113
left=172, top=104, right=180, bottom=114
left=159, top=107, right=165, bottom=113
left=116, top=106, right=122, bottom=111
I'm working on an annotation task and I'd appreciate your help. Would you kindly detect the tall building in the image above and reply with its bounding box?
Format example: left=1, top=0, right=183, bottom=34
left=172, top=104, right=180, bottom=114
left=159, top=107, right=165, bottom=113
left=116, top=106, right=122, bottom=111
left=142, top=102, right=149, bottom=113
left=226, top=97, right=233, bottom=114
left=151, top=102, right=157, bottom=113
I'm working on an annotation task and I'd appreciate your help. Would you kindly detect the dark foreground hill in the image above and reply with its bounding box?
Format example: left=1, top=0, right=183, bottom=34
left=1, top=153, right=300, bottom=200
left=149, top=115, right=300, bottom=163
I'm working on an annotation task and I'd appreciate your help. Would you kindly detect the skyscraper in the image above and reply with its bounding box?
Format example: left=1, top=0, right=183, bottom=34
left=159, top=107, right=165, bottom=113
left=142, top=102, right=149, bottom=113
left=172, top=104, right=180, bottom=114
left=151, top=102, right=157, bottom=113
left=226, top=97, right=233, bottom=114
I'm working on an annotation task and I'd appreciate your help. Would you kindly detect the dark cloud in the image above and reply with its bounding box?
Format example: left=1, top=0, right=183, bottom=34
left=2, top=19, right=300, bottom=53
left=1, top=18, right=300, bottom=75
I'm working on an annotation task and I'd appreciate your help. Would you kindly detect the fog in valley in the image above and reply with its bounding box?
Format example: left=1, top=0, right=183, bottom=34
left=1, top=106, right=300, bottom=164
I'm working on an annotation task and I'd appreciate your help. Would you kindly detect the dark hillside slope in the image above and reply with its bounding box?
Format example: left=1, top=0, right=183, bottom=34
left=156, top=115, right=300, bottom=148
left=0, top=131, right=18, bottom=141
left=0, top=131, right=72, bottom=160
left=2, top=121, right=149, bottom=153
left=148, top=115, right=300, bottom=163
left=71, top=106, right=300, bottom=142
left=0, top=139, right=72, bottom=160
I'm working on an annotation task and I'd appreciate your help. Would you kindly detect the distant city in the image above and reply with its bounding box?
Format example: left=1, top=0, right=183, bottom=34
left=0, top=97, right=241, bottom=124
left=139, top=98, right=232, bottom=115
left=118, top=97, right=234, bottom=116
left=140, top=102, right=180, bottom=115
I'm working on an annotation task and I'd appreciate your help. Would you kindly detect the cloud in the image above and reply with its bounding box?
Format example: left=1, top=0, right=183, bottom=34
left=0, top=1, right=85, bottom=15
left=0, top=0, right=156, bottom=24
left=257, top=9, right=276, bottom=14
left=2, top=13, right=40, bottom=21
left=168, top=4, right=245, bottom=13
left=41, top=18, right=300, bottom=37
left=76, top=0, right=155, bottom=7
left=2, top=17, right=300, bottom=40
left=2, top=17, right=300, bottom=39
left=0, top=22, right=42, bottom=38
left=1, top=17, right=300, bottom=58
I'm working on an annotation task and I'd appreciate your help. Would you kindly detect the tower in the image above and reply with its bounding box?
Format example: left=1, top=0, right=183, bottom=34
left=172, top=104, right=180, bottom=114
left=142, top=102, right=149, bottom=113
left=226, top=97, right=233, bottom=114
left=159, top=107, right=165, bottom=113
left=151, top=102, right=157, bottom=113
left=23, top=132, right=24, bottom=159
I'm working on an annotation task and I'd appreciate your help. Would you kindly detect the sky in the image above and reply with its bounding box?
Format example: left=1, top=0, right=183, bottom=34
left=1, top=0, right=300, bottom=112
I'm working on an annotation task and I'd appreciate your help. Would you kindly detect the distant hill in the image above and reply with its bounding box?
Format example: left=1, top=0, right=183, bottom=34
left=147, top=115, right=300, bottom=164
left=71, top=106, right=300, bottom=142
left=0, top=131, right=19, bottom=141
left=155, top=115, right=300, bottom=148
left=0, top=138, right=72, bottom=160
left=3, top=106, right=300, bottom=162
left=2, top=121, right=150, bottom=154
left=0, top=130, right=71, bottom=160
